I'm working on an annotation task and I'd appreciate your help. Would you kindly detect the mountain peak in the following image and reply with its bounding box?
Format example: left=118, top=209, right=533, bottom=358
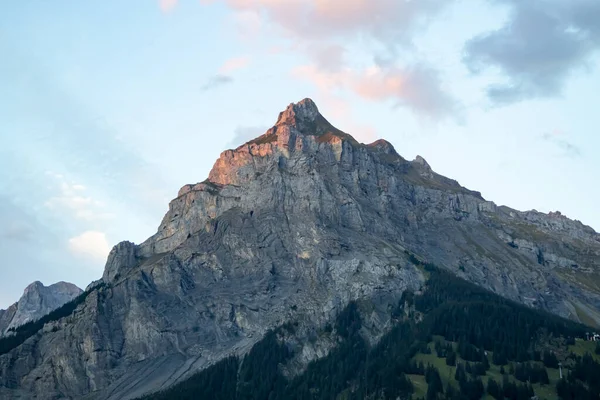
left=0, top=281, right=82, bottom=334
left=24, top=281, right=44, bottom=293
left=207, top=98, right=359, bottom=185
left=367, top=139, right=398, bottom=155
left=275, top=98, right=320, bottom=127
left=265, top=97, right=350, bottom=140
left=413, top=155, right=431, bottom=170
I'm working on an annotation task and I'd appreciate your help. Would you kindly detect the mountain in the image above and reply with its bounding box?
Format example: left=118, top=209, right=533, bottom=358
left=0, top=281, right=82, bottom=335
left=1, top=98, right=599, bottom=400
left=137, top=265, right=600, bottom=400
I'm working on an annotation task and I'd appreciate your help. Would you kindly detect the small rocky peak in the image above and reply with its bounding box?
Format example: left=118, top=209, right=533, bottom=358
left=22, top=281, right=47, bottom=300
left=21, top=281, right=81, bottom=299
left=24, top=281, right=44, bottom=293
left=2, top=281, right=83, bottom=331
left=272, top=98, right=345, bottom=138
left=275, top=98, right=320, bottom=128
left=413, top=155, right=431, bottom=170
left=367, top=139, right=398, bottom=155
left=49, top=282, right=83, bottom=297
left=102, top=241, right=138, bottom=283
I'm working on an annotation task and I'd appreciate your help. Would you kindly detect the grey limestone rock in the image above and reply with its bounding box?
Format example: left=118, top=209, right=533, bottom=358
left=0, top=281, right=82, bottom=335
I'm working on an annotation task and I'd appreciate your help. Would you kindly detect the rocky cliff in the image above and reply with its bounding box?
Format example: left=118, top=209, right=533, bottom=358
left=1, top=99, right=599, bottom=400
left=0, top=281, right=82, bottom=335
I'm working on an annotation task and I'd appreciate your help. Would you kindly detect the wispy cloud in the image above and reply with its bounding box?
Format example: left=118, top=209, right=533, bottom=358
left=0, top=198, right=37, bottom=243
left=200, top=74, right=234, bottom=91
left=541, top=130, right=582, bottom=158
left=464, top=0, right=600, bottom=105
left=219, top=56, right=251, bottom=74
left=44, top=172, right=115, bottom=222
left=199, top=0, right=458, bottom=118
left=214, top=0, right=451, bottom=47
left=293, top=64, right=458, bottom=119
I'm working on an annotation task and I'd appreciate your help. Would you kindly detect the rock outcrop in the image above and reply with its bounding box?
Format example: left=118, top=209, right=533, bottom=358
left=1, top=98, right=599, bottom=400
left=0, top=281, right=82, bottom=334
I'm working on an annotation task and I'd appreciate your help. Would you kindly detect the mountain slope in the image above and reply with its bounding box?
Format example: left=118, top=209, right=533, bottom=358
left=137, top=263, right=599, bottom=400
left=0, top=98, right=599, bottom=400
left=0, top=281, right=82, bottom=335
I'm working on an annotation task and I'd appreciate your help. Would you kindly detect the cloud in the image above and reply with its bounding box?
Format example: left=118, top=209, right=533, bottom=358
left=228, top=126, right=268, bottom=148
left=464, top=0, right=600, bottom=104
left=159, top=0, right=178, bottom=13
left=0, top=196, right=64, bottom=248
left=200, top=74, right=234, bottom=91
left=198, top=0, right=458, bottom=117
left=44, top=173, right=115, bottom=222
left=231, top=10, right=263, bottom=41
left=199, top=57, right=249, bottom=94
left=218, top=0, right=449, bottom=47
left=542, top=130, right=582, bottom=158
left=214, top=0, right=451, bottom=60
left=219, top=56, right=251, bottom=74
left=1, top=221, right=34, bottom=242
left=293, top=64, right=458, bottom=119
left=68, top=231, right=111, bottom=262
left=306, top=44, right=346, bottom=72
left=0, top=203, right=35, bottom=242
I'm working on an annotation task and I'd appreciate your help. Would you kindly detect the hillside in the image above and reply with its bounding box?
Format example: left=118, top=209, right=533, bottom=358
left=138, top=260, right=600, bottom=400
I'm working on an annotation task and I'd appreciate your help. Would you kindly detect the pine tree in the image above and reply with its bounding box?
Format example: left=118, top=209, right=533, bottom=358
left=487, top=378, right=501, bottom=400
left=446, top=350, right=457, bottom=366
left=543, top=351, right=559, bottom=368
left=455, top=363, right=466, bottom=383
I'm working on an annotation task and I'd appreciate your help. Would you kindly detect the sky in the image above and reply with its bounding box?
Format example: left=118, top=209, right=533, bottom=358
left=1, top=0, right=599, bottom=308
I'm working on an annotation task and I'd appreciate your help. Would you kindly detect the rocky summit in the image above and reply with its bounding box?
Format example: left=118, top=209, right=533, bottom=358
left=1, top=99, right=599, bottom=399
left=0, top=281, right=82, bottom=336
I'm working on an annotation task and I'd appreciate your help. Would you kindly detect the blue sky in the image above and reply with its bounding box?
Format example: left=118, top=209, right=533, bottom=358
left=1, top=0, right=599, bottom=307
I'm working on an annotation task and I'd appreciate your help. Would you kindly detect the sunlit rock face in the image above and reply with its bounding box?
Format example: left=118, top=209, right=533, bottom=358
left=1, top=98, right=599, bottom=400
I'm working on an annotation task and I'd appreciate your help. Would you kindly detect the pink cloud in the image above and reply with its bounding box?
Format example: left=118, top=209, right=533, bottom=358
left=319, top=95, right=351, bottom=120
left=200, top=0, right=458, bottom=118
left=220, top=0, right=447, bottom=45
left=219, top=56, right=251, bottom=74
left=159, top=0, right=178, bottom=13
left=231, top=10, right=263, bottom=40
left=268, top=45, right=286, bottom=55
left=293, top=64, right=457, bottom=119
left=306, top=43, right=346, bottom=72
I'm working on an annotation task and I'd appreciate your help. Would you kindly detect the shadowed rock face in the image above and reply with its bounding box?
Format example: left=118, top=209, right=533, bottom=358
left=0, top=281, right=82, bottom=334
left=1, top=99, right=599, bottom=400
